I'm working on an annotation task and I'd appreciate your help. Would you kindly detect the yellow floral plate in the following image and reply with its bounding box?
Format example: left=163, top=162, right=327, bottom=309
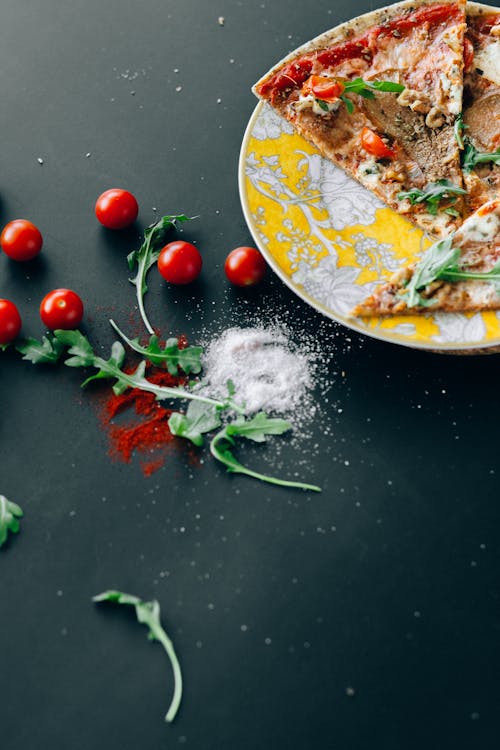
left=239, top=101, right=500, bottom=352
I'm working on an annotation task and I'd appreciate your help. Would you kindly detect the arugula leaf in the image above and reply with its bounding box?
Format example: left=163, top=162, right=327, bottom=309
left=16, top=334, right=65, bottom=364
left=403, top=237, right=500, bottom=307
left=52, top=329, right=223, bottom=408
left=398, top=180, right=466, bottom=215
left=168, top=401, right=221, bottom=446
left=462, top=139, right=500, bottom=172
left=109, top=319, right=203, bottom=375
left=344, top=78, right=404, bottom=97
left=454, top=113, right=468, bottom=149
left=210, top=413, right=321, bottom=491
left=127, top=215, right=191, bottom=334
left=404, top=237, right=459, bottom=307
left=54, top=328, right=96, bottom=367
left=93, top=590, right=182, bottom=723
left=0, top=495, right=23, bottom=548
left=342, top=78, right=404, bottom=109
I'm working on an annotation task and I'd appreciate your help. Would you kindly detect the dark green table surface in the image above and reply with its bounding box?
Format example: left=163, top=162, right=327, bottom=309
left=1, top=1, right=499, bottom=748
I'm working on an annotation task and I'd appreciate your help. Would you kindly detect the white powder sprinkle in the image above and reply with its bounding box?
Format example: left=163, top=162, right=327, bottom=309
left=200, top=326, right=312, bottom=418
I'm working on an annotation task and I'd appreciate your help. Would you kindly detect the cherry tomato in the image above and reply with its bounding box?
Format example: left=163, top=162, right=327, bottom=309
left=157, top=241, right=203, bottom=285
left=0, top=219, right=43, bottom=261
left=40, top=289, right=84, bottom=330
left=360, top=127, right=396, bottom=159
left=302, top=75, right=345, bottom=102
left=464, top=37, right=475, bottom=72
left=95, top=188, right=139, bottom=229
left=224, top=247, right=266, bottom=287
left=0, top=299, right=22, bottom=344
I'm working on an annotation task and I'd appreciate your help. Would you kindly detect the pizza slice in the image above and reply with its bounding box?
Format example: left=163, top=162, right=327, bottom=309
left=253, top=0, right=467, bottom=238
left=461, top=5, right=500, bottom=211
left=351, top=198, right=500, bottom=315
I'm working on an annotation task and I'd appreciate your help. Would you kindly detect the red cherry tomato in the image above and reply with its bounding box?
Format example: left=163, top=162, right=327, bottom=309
left=40, top=289, right=84, bottom=330
left=95, top=189, right=139, bottom=229
left=302, top=75, right=345, bottom=102
left=0, top=299, right=22, bottom=344
left=360, top=127, right=396, bottom=159
left=0, top=219, right=43, bottom=261
left=157, top=241, right=203, bottom=285
left=224, top=247, right=266, bottom=287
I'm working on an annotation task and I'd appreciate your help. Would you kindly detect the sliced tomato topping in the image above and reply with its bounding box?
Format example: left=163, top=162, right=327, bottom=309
left=302, top=75, right=345, bottom=102
left=464, top=37, right=475, bottom=72
left=360, top=127, right=396, bottom=159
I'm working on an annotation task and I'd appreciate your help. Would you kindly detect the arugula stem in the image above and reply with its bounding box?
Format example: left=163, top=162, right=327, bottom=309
left=440, top=269, right=500, bottom=283
left=151, top=621, right=183, bottom=723
left=109, top=318, right=152, bottom=354
left=97, top=361, right=224, bottom=408
left=136, top=232, right=155, bottom=335
left=210, top=430, right=321, bottom=492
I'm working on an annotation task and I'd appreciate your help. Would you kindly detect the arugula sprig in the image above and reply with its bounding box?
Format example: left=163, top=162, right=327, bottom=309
left=338, top=78, right=404, bottom=113
left=16, top=334, right=65, bottom=364
left=52, top=329, right=223, bottom=407
left=17, top=331, right=320, bottom=490
left=462, top=138, right=500, bottom=173
left=454, top=113, right=468, bottom=149
left=209, top=413, right=321, bottom=492
left=127, top=215, right=192, bottom=334
left=403, top=236, right=500, bottom=308
left=0, top=495, right=23, bottom=548
left=398, top=180, right=466, bottom=216
left=93, top=590, right=182, bottom=723
left=109, top=319, right=202, bottom=375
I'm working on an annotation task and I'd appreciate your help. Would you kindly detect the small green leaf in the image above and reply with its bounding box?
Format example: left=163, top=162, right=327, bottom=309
left=168, top=401, right=221, bottom=446
left=54, top=329, right=95, bottom=367
left=210, top=416, right=321, bottom=491
left=403, top=237, right=459, bottom=307
left=226, top=412, right=292, bottom=443
left=93, top=590, right=182, bottom=723
left=127, top=214, right=192, bottom=334
left=398, top=180, right=466, bottom=215
left=0, top=495, right=23, bottom=548
left=17, top=334, right=65, bottom=364
left=340, top=94, right=354, bottom=113
left=462, top=138, right=500, bottom=172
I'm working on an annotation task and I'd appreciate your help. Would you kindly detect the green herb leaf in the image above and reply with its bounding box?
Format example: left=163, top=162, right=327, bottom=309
left=210, top=414, right=321, bottom=491
left=0, top=343, right=11, bottom=352
left=109, top=319, right=203, bottom=375
left=226, top=412, right=292, bottom=443
left=454, top=113, right=468, bottom=149
left=402, top=236, right=500, bottom=307
left=16, top=334, right=65, bottom=364
left=398, top=179, right=466, bottom=215
left=168, top=401, right=221, bottom=446
left=93, top=590, right=182, bottom=723
left=54, top=329, right=96, bottom=367
left=462, top=138, right=500, bottom=172
left=404, top=237, right=459, bottom=307
left=338, top=78, right=404, bottom=112
left=127, top=215, right=192, bottom=334
left=0, top=495, right=23, bottom=548
left=340, top=94, right=354, bottom=114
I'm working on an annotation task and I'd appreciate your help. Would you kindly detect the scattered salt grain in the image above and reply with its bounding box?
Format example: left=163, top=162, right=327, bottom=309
left=200, top=326, right=312, bottom=418
left=218, top=16, right=225, bottom=26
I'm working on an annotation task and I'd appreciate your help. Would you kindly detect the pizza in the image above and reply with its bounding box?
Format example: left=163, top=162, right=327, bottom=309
left=462, top=7, right=500, bottom=211
left=351, top=198, right=500, bottom=315
left=254, top=0, right=468, bottom=239
left=252, top=0, right=500, bottom=319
